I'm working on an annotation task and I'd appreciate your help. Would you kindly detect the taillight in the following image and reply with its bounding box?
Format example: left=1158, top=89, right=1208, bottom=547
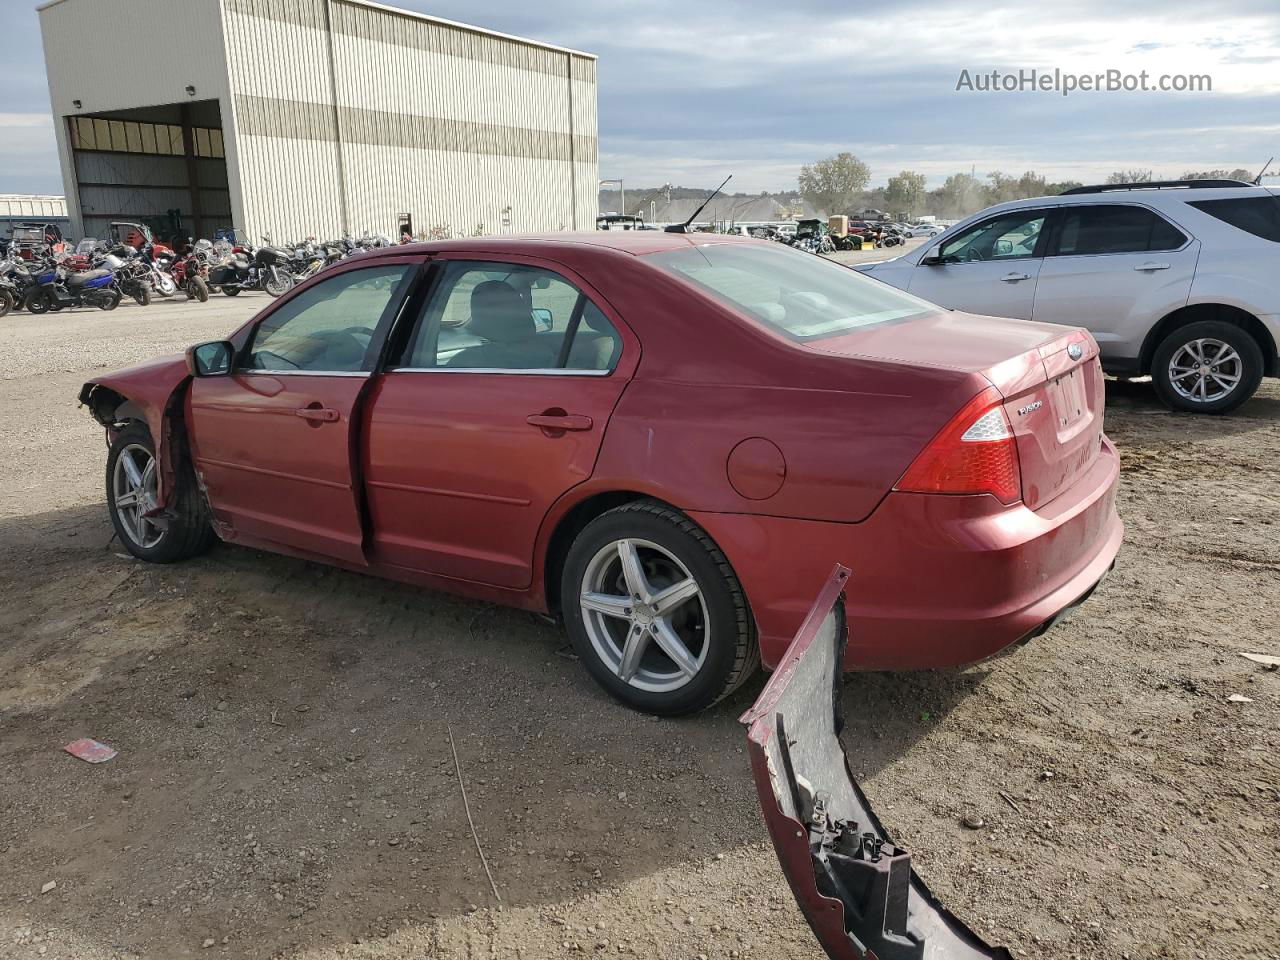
left=895, top=386, right=1021, bottom=504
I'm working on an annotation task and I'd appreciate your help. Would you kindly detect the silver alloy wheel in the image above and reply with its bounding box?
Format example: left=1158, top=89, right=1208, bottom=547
left=579, top=538, right=709, bottom=693
left=113, top=443, right=164, bottom=549
left=1168, top=337, right=1242, bottom=404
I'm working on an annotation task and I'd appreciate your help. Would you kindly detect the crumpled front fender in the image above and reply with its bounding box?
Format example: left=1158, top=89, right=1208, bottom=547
left=79, top=354, right=192, bottom=507
left=740, top=565, right=1014, bottom=960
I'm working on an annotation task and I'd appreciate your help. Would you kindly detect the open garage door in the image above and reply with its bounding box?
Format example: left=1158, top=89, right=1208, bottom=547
left=66, top=99, right=231, bottom=243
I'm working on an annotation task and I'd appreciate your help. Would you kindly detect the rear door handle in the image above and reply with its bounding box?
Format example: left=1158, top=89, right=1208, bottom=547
left=527, top=413, right=593, bottom=431
left=1134, top=262, right=1171, bottom=271
left=1000, top=272, right=1031, bottom=282
left=295, top=407, right=340, bottom=422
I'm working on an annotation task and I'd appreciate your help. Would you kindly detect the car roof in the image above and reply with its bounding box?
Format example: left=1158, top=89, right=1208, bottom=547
left=981, top=183, right=1278, bottom=216
left=364, top=231, right=759, bottom=259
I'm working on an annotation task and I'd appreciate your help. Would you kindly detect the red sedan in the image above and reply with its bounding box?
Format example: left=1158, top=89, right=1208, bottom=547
left=80, top=233, right=1122, bottom=714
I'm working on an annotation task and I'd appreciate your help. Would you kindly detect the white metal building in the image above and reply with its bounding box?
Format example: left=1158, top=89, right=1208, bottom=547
left=0, top=195, right=69, bottom=234
left=38, top=0, right=599, bottom=242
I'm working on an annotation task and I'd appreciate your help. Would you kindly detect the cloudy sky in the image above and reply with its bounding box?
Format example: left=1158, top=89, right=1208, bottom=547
left=4, top=0, right=1279, bottom=195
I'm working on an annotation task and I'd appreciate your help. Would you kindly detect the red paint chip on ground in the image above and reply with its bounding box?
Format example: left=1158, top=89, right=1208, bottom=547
left=64, top=739, right=117, bottom=763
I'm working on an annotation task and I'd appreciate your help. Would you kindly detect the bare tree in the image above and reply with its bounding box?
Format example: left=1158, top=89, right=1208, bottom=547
left=1105, top=169, right=1154, bottom=184
left=798, top=153, right=871, bottom=217
left=1181, top=168, right=1254, bottom=181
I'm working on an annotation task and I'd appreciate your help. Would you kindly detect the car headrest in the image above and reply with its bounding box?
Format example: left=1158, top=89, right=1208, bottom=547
left=469, top=280, right=534, bottom=343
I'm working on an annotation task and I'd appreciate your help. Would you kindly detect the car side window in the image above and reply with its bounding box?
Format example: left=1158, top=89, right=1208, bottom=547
left=938, top=211, right=1047, bottom=262
left=1051, top=205, right=1187, bottom=256
left=1187, top=196, right=1280, bottom=243
left=403, top=261, right=622, bottom=373
left=244, top=265, right=411, bottom=372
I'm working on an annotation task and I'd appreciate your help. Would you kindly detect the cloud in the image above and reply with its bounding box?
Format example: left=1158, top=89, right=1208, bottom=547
left=3, top=0, right=1278, bottom=197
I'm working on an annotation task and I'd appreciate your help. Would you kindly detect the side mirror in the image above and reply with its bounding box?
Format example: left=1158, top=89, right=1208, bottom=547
left=920, top=243, right=945, bottom=266
left=187, top=340, right=234, bottom=377
left=531, top=307, right=554, bottom=333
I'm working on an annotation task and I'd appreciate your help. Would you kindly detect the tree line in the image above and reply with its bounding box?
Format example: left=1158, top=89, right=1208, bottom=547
left=797, top=153, right=1257, bottom=220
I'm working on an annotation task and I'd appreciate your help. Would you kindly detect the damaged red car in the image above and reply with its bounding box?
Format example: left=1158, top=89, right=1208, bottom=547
left=80, top=233, right=1122, bottom=714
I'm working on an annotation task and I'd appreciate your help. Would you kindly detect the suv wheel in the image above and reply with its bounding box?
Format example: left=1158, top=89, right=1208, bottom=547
left=560, top=500, right=759, bottom=715
left=1151, top=320, right=1263, bottom=414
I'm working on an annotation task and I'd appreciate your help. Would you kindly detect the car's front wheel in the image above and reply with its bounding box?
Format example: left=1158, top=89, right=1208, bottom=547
left=561, top=500, right=759, bottom=715
left=107, top=422, right=215, bottom=563
left=1152, top=320, right=1263, bottom=414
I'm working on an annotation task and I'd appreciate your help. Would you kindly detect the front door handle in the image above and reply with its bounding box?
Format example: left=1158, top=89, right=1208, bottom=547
left=1000, top=272, right=1031, bottom=282
left=1134, top=262, right=1171, bottom=271
left=527, top=413, right=593, bottom=431
left=295, top=406, right=340, bottom=423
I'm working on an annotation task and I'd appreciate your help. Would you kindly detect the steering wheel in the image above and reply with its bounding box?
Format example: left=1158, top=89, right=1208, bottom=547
left=335, top=325, right=373, bottom=341
left=965, top=247, right=985, bottom=262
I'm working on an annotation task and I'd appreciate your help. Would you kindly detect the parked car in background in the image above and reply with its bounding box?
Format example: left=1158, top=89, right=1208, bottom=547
left=80, top=233, right=1120, bottom=715
left=904, top=222, right=945, bottom=238
left=858, top=179, right=1280, bottom=412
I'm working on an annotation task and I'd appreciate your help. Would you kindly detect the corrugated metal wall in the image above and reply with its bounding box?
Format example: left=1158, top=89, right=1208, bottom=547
left=220, top=0, right=599, bottom=241
left=38, top=0, right=243, bottom=238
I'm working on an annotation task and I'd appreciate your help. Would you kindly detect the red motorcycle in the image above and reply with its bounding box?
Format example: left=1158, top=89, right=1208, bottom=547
left=169, top=239, right=210, bottom=302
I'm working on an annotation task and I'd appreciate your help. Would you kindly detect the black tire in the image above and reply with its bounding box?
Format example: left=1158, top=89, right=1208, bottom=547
left=222, top=286, right=240, bottom=297
left=133, top=285, right=151, bottom=307
left=0, top=289, right=12, bottom=318
left=188, top=276, right=209, bottom=302
left=98, top=291, right=121, bottom=311
left=106, top=421, right=215, bottom=564
left=560, top=500, right=759, bottom=715
left=24, top=287, right=52, bottom=314
left=264, top=269, right=293, bottom=298
left=1151, top=320, right=1263, bottom=414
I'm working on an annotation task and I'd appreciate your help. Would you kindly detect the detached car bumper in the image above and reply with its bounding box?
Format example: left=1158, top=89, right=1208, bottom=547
left=693, top=436, right=1122, bottom=671
left=740, top=565, right=1014, bottom=959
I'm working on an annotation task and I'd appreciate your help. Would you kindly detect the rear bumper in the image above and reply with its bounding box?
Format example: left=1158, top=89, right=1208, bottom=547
left=690, top=435, right=1123, bottom=671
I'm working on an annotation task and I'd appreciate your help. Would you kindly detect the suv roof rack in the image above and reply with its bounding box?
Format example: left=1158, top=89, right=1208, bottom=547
left=1060, top=179, right=1257, bottom=195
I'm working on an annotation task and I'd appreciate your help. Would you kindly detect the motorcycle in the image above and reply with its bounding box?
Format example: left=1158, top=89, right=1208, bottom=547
left=0, top=257, right=40, bottom=313
left=169, top=239, right=210, bottom=302
left=208, top=243, right=294, bottom=298
left=24, top=261, right=121, bottom=313
left=106, top=222, right=177, bottom=297
left=0, top=270, right=16, bottom=317
left=102, top=245, right=154, bottom=306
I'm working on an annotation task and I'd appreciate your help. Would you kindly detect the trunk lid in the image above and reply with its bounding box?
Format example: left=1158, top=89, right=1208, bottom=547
left=811, top=310, right=1104, bottom=510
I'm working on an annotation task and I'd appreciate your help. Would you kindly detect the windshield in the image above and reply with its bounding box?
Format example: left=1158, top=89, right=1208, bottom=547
left=647, top=242, right=935, bottom=341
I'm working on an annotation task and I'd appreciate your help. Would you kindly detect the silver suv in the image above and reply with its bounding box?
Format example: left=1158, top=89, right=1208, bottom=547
left=858, top=179, right=1280, bottom=413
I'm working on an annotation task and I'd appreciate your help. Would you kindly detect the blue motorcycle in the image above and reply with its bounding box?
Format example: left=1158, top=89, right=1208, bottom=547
left=24, top=262, right=121, bottom=313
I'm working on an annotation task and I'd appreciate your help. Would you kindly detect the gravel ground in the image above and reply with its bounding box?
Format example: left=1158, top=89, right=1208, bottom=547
left=0, top=287, right=1277, bottom=960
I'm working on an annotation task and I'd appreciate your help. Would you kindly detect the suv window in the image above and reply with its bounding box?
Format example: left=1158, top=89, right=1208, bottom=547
left=404, top=261, right=621, bottom=372
left=1188, top=196, right=1280, bottom=243
left=1051, top=204, right=1186, bottom=256
left=244, top=264, right=412, bottom=372
left=939, top=211, right=1047, bottom=262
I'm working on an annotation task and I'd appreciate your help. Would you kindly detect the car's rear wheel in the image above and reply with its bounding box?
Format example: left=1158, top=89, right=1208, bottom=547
left=107, top=422, right=215, bottom=563
left=560, top=500, right=758, bottom=715
left=1152, top=321, right=1263, bottom=414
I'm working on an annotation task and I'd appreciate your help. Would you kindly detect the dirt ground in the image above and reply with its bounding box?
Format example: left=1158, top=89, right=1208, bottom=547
left=1, top=289, right=1277, bottom=960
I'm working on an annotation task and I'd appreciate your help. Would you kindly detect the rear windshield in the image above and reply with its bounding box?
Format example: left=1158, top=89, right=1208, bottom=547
left=1188, top=196, right=1280, bottom=243
left=646, top=242, right=934, bottom=341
